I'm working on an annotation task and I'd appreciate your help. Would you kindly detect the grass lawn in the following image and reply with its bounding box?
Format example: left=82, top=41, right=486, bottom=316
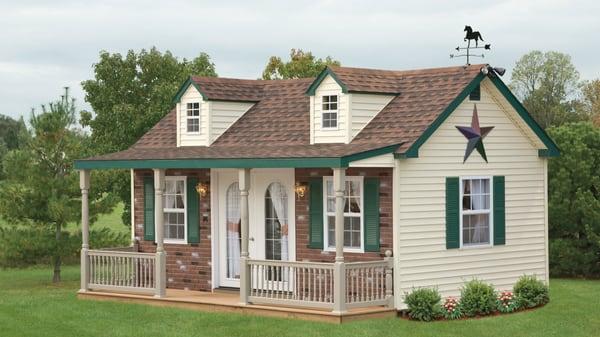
left=0, top=266, right=598, bottom=337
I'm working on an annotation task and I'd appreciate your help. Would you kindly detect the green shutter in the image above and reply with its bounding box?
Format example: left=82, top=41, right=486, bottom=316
left=493, top=176, right=506, bottom=245
left=364, top=178, right=380, bottom=252
left=187, top=177, right=200, bottom=244
left=308, top=178, right=324, bottom=249
left=446, top=177, right=460, bottom=249
left=143, top=176, right=155, bottom=241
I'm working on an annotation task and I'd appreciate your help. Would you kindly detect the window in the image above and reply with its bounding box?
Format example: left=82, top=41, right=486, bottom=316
left=324, top=176, right=363, bottom=251
left=186, top=102, right=200, bottom=132
left=226, top=182, right=241, bottom=279
left=461, top=177, right=492, bottom=246
left=321, top=95, right=338, bottom=128
left=163, top=177, right=186, bottom=243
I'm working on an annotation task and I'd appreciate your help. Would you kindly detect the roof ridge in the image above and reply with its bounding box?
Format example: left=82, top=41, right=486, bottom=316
left=330, top=64, right=486, bottom=75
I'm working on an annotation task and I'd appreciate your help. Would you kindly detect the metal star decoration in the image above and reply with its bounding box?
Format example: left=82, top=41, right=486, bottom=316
left=455, top=104, right=494, bottom=163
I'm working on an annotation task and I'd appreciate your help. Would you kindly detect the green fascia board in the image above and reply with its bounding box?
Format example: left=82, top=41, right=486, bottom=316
left=488, top=75, right=560, bottom=157
left=397, top=72, right=559, bottom=159
left=74, top=144, right=401, bottom=170
left=172, top=77, right=208, bottom=103
left=305, top=67, right=348, bottom=96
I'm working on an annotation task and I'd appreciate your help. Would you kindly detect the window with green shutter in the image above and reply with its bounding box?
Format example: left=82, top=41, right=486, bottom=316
left=308, top=178, right=324, bottom=249
left=186, top=177, right=200, bottom=244
left=143, top=176, right=155, bottom=241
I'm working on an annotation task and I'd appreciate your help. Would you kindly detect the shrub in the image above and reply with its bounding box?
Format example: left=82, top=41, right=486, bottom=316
left=496, top=290, right=518, bottom=313
left=442, top=297, right=463, bottom=320
left=460, top=279, right=496, bottom=317
left=513, top=275, right=549, bottom=308
left=404, top=288, right=442, bottom=321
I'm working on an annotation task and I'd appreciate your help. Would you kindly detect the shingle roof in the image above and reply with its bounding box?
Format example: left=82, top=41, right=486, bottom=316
left=82, top=64, right=484, bottom=162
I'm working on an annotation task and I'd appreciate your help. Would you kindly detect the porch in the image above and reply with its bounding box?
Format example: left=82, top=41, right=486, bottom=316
left=77, top=166, right=396, bottom=321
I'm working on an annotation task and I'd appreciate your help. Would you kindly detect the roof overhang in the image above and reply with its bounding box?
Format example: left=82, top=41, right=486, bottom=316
left=396, top=71, right=560, bottom=159
left=74, top=143, right=402, bottom=170
left=305, top=67, right=348, bottom=96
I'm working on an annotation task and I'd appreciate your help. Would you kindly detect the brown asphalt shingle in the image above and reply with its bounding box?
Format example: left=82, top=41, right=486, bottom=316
left=82, top=64, right=484, bottom=162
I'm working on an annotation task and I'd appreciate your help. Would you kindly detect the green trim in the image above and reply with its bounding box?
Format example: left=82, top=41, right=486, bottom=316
left=401, top=73, right=486, bottom=158
left=143, top=176, right=155, bottom=241
left=493, top=176, right=506, bottom=246
left=363, top=177, right=380, bottom=252
left=172, top=77, right=207, bottom=103
left=340, top=143, right=401, bottom=166
left=186, top=177, right=200, bottom=244
left=488, top=75, right=560, bottom=157
left=74, top=144, right=400, bottom=170
left=305, top=67, right=348, bottom=96
left=397, top=73, right=560, bottom=159
left=445, top=177, right=460, bottom=249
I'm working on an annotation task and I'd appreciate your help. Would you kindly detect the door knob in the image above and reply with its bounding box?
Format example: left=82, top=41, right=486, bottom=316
left=249, top=237, right=255, bottom=242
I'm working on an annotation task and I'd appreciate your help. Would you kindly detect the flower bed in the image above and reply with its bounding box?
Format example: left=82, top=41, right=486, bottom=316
left=403, top=275, right=549, bottom=321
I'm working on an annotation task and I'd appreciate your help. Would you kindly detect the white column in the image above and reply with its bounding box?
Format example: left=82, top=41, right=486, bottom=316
left=79, top=170, right=90, bottom=292
left=153, top=169, right=166, bottom=298
left=332, top=167, right=346, bottom=313
left=238, top=168, right=251, bottom=305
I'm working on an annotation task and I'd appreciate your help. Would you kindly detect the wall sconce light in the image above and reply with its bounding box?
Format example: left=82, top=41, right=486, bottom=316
left=195, top=182, right=209, bottom=197
left=295, top=182, right=307, bottom=198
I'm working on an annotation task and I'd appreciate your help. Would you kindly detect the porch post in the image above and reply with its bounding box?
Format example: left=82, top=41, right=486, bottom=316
left=239, top=168, right=251, bottom=305
left=79, top=170, right=90, bottom=292
left=332, top=167, right=346, bottom=313
left=153, top=169, right=166, bottom=298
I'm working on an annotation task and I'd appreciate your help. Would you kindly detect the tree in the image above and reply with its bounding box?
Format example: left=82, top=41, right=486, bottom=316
left=0, top=88, right=116, bottom=282
left=0, top=115, right=27, bottom=179
left=510, top=51, right=583, bottom=128
left=581, top=79, right=600, bottom=126
left=262, top=49, right=340, bottom=80
left=80, top=47, right=217, bottom=226
left=547, top=122, right=600, bottom=277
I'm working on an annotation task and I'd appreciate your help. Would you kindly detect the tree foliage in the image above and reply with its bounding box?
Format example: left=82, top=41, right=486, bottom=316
left=547, top=122, right=600, bottom=277
left=262, top=49, right=340, bottom=80
left=0, top=115, right=27, bottom=180
left=510, top=51, right=583, bottom=128
left=0, top=88, right=116, bottom=282
left=581, top=79, right=600, bottom=126
left=80, top=47, right=217, bottom=225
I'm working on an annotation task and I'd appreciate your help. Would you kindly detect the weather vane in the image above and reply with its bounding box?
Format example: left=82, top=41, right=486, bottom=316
left=450, top=26, right=491, bottom=65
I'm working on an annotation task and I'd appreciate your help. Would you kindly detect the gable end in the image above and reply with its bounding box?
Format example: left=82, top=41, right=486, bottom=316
left=306, top=67, right=348, bottom=96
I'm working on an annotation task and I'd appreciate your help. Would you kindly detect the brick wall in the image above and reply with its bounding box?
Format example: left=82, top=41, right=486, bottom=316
left=133, top=169, right=212, bottom=291
left=294, top=168, right=393, bottom=262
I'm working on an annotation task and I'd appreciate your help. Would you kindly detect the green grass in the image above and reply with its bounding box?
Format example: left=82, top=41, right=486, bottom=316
left=0, top=266, right=598, bottom=337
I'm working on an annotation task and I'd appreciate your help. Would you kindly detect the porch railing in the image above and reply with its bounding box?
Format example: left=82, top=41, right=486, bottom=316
left=86, top=249, right=157, bottom=295
left=247, top=253, right=394, bottom=311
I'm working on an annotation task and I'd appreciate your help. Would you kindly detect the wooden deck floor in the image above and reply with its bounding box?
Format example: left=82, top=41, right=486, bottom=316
left=78, top=289, right=397, bottom=323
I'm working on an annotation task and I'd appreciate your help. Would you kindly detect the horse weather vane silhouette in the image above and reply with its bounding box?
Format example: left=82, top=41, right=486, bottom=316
left=450, top=26, right=491, bottom=65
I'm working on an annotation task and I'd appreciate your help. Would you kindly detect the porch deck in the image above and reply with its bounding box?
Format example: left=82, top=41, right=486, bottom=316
left=78, top=288, right=397, bottom=324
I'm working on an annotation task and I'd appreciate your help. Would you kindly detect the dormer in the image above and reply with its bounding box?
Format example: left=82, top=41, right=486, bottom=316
left=306, top=67, right=398, bottom=144
left=172, top=77, right=260, bottom=147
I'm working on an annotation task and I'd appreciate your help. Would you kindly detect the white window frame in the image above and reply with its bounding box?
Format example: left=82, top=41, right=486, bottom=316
left=322, top=175, right=364, bottom=253
left=186, top=102, right=201, bottom=133
left=459, top=176, right=494, bottom=248
left=162, top=176, right=187, bottom=244
left=321, top=95, right=339, bottom=130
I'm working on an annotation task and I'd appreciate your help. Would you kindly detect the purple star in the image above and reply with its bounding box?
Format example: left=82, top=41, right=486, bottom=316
left=455, top=104, right=494, bottom=163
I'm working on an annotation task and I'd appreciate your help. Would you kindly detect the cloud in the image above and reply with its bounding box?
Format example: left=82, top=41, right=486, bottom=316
left=1, top=0, right=599, bottom=119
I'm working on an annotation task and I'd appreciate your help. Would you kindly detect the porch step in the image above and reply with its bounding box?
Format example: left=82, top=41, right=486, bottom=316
left=212, top=287, right=239, bottom=295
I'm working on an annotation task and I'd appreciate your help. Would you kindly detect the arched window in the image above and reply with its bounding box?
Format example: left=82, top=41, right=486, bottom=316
left=226, top=182, right=240, bottom=279
left=265, top=182, right=288, bottom=261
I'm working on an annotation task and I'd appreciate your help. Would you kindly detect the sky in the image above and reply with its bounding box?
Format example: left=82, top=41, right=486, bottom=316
left=1, top=0, right=599, bottom=120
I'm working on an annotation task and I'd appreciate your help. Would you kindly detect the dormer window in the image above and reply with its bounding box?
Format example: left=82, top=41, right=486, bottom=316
left=186, top=102, right=200, bottom=133
left=322, top=95, right=338, bottom=128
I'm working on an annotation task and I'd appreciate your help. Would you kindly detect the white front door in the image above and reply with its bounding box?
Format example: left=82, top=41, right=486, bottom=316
left=214, top=169, right=295, bottom=288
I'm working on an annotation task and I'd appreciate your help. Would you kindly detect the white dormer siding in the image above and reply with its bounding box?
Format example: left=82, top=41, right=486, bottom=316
left=350, top=93, right=395, bottom=140
left=312, top=75, right=349, bottom=144
left=176, top=85, right=254, bottom=147
left=310, top=75, right=395, bottom=144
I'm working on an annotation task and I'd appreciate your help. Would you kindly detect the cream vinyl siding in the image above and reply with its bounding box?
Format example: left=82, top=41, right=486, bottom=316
left=312, top=75, right=349, bottom=144
left=349, top=153, right=394, bottom=167
left=177, top=86, right=255, bottom=146
left=210, top=101, right=254, bottom=144
left=179, top=86, right=210, bottom=146
left=350, top=93, right=395, bottom=141
left=395, top=78, right=547, bottom=308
